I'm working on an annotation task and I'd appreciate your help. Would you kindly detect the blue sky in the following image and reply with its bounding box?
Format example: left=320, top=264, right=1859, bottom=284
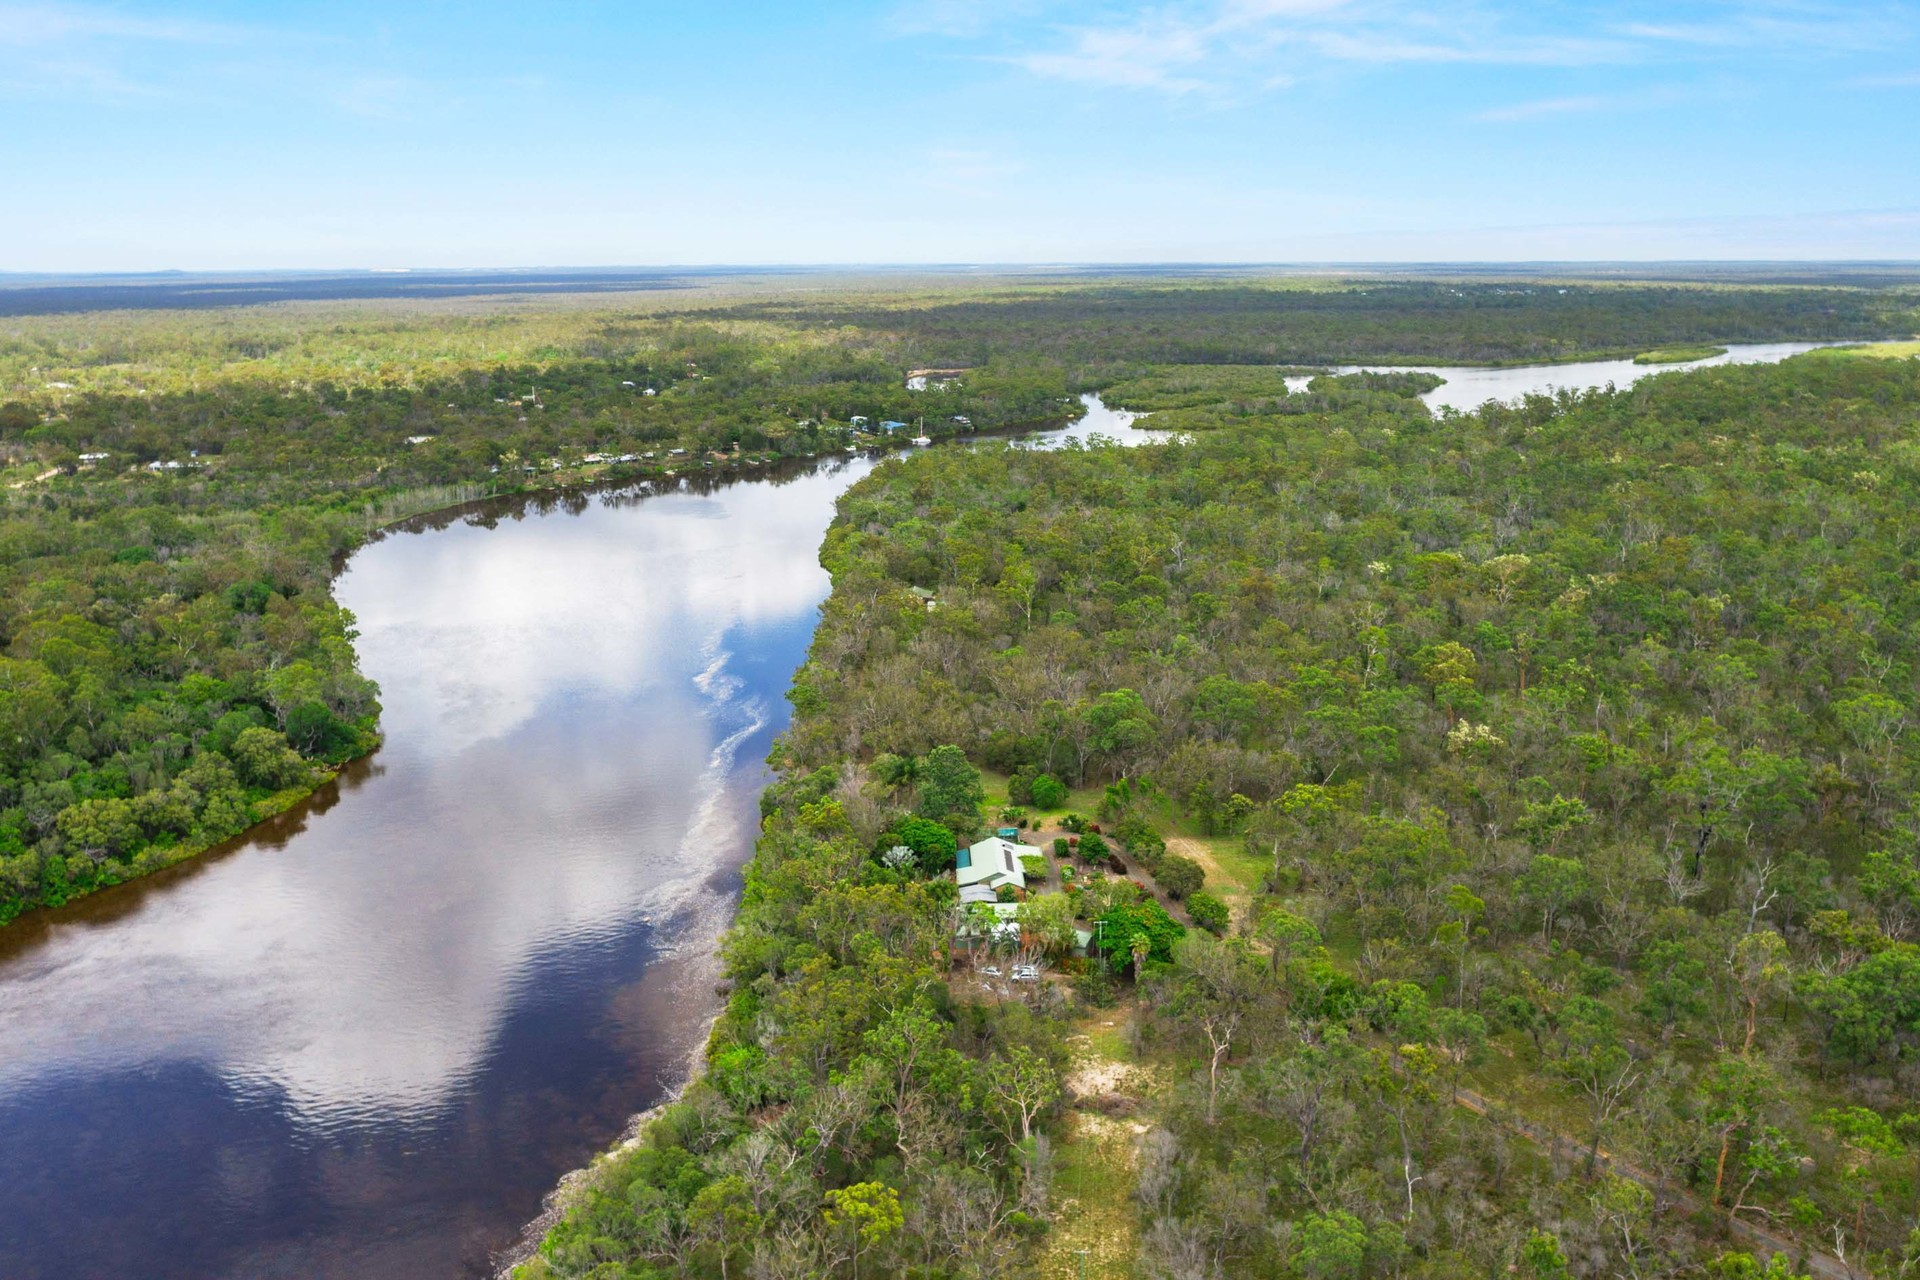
left=2, top=0, right=1916, bottom=268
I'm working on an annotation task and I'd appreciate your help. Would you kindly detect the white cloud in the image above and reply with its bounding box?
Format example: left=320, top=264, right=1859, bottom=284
left=930, top=0, right=1911, bottom=96
left=1010, top=17, right=1219, bottom=92
left=1847, top=68, right=1920, bottom=86
left=0, top=1, right=256, bottom=99
left=888, top=0, right=1053, bottom=38
left=1474, top=93, right=1616, bottom=122
left=0, top=468, right=860, bottom=1118
left=1303, top=28, right=1629, bottom=65
left=1617, top=4, right=1908, bottom=54
left=0, top=2, right=242, bottom=46
left=1472, top=85, right=1689, bottom=122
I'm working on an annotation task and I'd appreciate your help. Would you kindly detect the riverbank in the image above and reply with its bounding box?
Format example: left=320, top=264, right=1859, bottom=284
left=491, top=1003, right=726, bottom=1280
left=0, top=753, right=372, bottom=931
left=1634, top=343, right=1728, bottom=363
left=0, top=411, right=1000, bottom=939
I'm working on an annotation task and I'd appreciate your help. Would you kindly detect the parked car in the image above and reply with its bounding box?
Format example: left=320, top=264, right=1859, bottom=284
left=1010, top=964, right=1040, bottom=982
left=980, top=965, right=1003, bottom=978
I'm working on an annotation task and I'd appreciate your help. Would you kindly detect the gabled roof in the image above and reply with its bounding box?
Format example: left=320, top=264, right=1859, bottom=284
left=957, top=836, right=1039, bottom=891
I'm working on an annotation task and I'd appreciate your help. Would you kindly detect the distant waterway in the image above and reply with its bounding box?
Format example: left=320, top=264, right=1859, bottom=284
left=0, top=398, right=1163, bottom=1280
left=0, top=351, right=1835, bottom=1275
left=1325, top=341, right=1851, bottom=413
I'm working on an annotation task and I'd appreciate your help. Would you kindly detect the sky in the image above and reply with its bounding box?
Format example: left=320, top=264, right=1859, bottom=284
left=1, top=0, right=1916, bottom=269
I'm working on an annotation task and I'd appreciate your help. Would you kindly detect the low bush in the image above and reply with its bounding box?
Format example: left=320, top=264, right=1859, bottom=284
left=1186, top=891, right=1229, bottom=935
left=1153, top=853, right=1205, bottom=900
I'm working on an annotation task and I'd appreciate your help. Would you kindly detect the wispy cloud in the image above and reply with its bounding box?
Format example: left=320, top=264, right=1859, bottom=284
left=0, top=2, right=251, bottom=98
left=1617, top=3, right=1908, bottom=54
left=0, top=2, right=243, bottom=46
left=974, top=0, right=1642, bottom=97
left=1303, top=28, right=1627, bottom=65
left=923, top=0, right=1913, bottom=98
left=1846, top=68, right=1920, bottom=86
left=1010, top=16, right=1222, bottom=93
left=1473, top=84, right=1688, bottom=123
left=1474, top=94, right=1616, bottom=122
left=0, top=3, right=468, bottom=121
left=888, top=0, right=1055, bottom=39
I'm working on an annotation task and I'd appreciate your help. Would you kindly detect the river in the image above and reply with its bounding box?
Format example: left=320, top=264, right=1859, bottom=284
left=0, top=349, right=1833, bottom=1277
left=0, top=466, right=874, bottom=1279
left=1285, top=341, right=1849, bottom=413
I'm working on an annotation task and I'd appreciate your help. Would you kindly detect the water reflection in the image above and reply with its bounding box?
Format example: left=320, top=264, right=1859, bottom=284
left=1329, top=341, right=1843, bottom=414
left=0, top=460, right=870, bottom=1279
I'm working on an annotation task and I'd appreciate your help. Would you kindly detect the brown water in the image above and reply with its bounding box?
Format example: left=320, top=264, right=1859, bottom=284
left=0, top=463, right=876, bottom=1279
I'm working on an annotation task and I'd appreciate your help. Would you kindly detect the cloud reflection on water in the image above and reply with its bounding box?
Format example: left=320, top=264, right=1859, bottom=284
left=0, top=465, right=865, bottom=1125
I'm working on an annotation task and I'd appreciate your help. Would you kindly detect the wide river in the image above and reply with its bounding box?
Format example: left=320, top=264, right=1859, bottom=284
left=0, top=351, right=1852, bottom=1276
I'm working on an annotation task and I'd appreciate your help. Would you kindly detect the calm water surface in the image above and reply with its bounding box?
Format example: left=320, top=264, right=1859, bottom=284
left=0, top=463, right=874, bottom=1278
left=0, top=351, right=1820, bottom=1273
left=1334, top=341, right=1843, bottom=413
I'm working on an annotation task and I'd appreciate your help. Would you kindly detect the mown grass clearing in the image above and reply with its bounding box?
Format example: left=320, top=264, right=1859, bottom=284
left=1814, top=338, right=1920, bottom=359
left=1046, top=1011, right=1147, bottom=1280
left=1633, top=344, right=1727, bottom=364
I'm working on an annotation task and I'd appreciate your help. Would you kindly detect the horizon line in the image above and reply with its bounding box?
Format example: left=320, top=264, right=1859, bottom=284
left=6, top=259, right=1920, bottom=282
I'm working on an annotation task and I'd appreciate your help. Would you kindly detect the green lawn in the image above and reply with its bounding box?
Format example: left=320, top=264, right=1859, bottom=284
left=1812, top=339, right=1920, bottom=359
left=1044, top=1011, right=1146, bottom=1280
left=1633, top=344, right=1727, bottom=364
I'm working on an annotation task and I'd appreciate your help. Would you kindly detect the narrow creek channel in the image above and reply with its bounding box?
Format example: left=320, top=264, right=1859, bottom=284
left=0, top=352, right=1835, bottom=1276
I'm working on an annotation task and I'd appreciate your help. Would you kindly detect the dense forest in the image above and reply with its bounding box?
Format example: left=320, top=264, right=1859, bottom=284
left=524, top=349, right=1920, bottom=1279
left=710, top=280, right=1920, bottom=369
left=5, top=278, right=1919, bottom=1276
left=13, top=277, right=1902, bottom=926
left=0, top=307, right=1071, bottom=923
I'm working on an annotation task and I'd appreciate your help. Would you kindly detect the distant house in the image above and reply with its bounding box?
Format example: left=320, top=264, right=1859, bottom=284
left=957, top=835, right=1040, bottom=894
left=850, top=415, right=869, bottom=427
left=880, top=420, right=908, bottom=433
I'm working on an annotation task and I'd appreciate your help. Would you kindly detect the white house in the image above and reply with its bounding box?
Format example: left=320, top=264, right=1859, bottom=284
left=956, top=835, right=1040, bottom=894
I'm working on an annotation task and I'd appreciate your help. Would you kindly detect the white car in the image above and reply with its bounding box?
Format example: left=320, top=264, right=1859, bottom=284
left=980, top=965, right=1003, bottom=978
left=1010, top=965, right=1041, bottom=982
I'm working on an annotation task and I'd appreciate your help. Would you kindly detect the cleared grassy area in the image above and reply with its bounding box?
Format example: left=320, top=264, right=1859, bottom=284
left=1043, top=1113, right=1143, bottom=1280
left=1163, top=836, right=1267, bottom=917
left=980, top=769, right=1108, bottom=823
left=1813, top=339, right=1920, bottom=359
left=1045, top=1011, right=1146, bottom=1280
left=1633, top=344, right=1727, bottom=364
